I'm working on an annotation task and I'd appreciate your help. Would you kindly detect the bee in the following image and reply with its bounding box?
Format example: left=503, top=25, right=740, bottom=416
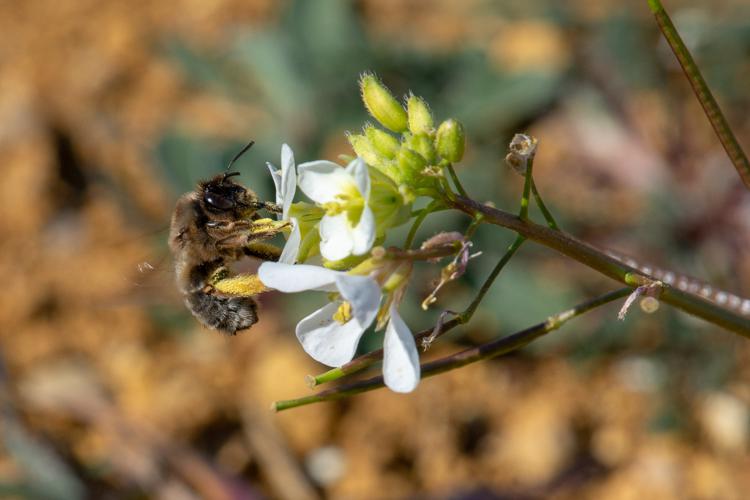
left=168, top=141, right=288, bottom=335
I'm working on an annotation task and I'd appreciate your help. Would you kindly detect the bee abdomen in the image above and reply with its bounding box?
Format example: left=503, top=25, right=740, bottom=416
left=185, top=291, right=258, bottom=335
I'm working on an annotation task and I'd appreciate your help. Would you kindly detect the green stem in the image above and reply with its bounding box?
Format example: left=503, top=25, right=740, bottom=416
left=461, top=235, right=525, bottom=323
left=404, top=200, right=442, bottom=249
left=531, top=179, right=559, bottom=230
left=446, top=163, right=469, bottom=198
left=275, top=288, right=631, bottom=411
left=448, top=195, right=750, bottom=335
left=519, top=157, right=535, bottom=220
left=647, top=0, right=750, bottom=189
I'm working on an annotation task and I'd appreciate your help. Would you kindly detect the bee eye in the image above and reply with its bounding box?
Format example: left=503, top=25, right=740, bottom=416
left=204, top=188, right=235, bottom=210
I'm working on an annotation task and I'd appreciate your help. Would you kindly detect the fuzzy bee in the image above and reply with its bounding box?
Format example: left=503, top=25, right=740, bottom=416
left=168, top=141, right=288, bottom=334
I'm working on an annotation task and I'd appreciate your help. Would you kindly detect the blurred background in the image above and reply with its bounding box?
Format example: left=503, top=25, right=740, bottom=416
left=1, top=0, right=750, bottom=498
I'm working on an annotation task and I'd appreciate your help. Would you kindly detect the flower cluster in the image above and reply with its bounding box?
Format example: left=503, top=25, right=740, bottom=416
left=254, top=74, right=468, bottom=393
left=348, top=73, right=465, bottom=201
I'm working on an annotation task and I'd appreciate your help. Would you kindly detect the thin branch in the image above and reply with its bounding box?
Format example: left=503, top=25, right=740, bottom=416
left=446, top=163, right=469, bottom=198
left=647, top=0, right=750, bottom=189
left=405, top=200, right=443, bottom=248
left=274, top=288, right=631, bottom=411
left=460, top=235, right=525, bottom=323
left=308, top=317, right=462, bottom=387
left=531, top=179, right=559, bottom=230
left=519, top=157, right=535, bottom=220
left=448, top=195, right=750, bottom=335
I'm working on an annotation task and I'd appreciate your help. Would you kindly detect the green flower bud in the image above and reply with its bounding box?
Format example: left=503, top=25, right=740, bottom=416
left=360, top=73, right=408, bottom=133
left=364, top=124, right=400, bottom=159
left=347, top=133, right=381, bottom=167
left=369, top=168, right=411, bottom=231
left=404, top=132, right=436, bottom=165
left=407, top=94, right=434, bottom=134
left=397, top=147, right=427, bottom=184
left=435, top=119, right=466, bottom=163
left=323, top=253, right=369, bottom=271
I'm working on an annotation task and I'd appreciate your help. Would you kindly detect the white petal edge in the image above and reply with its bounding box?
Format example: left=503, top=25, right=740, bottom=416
left=297, top=160, right=354, bottom=204
left=267, top=161, right=282, bottom=205
left=278, top=218, right=301, bottom=264
left=346, top=157, right=370, bottom=199
left=280, top=144, right=296, bottom=219
left=382, top=306, right=420, bottom=393
left=258, top=262, right=339, bottom=293
left=334, top=274, right=381, bottom=329
left=296, top=302, right=367, bottom=367
left=351, top=204, right=376, bottom=255
left=319, top=213, right=354, bottom=261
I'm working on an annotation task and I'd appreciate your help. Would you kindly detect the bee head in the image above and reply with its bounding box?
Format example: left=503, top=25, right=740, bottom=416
left=201, top=172, right=258, bottom=214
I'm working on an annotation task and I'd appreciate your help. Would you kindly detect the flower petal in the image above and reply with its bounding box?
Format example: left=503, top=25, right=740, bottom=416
left=383, top=305, right=420, bottom=393
left=298, top=160, right=355, bottom=204
left=351, top=204, right=375, bottom=255
left=296, top=302, right=367, bottom=366
left=346, top=157, right=370, bottom=198
left=333, top=274, right=381, bottom=329
left=280, top=144, right=296, bottom=219
left=319, top=213, right=354, bottom=261
left=258, top=262, right=338, bottom=292
left=278, top=218, right=301, bottom=264
left=267, top=161, right=282, bottom=203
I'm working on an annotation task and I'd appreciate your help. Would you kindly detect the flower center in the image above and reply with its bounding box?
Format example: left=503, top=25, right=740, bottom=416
left=321, top=182, right=365, bottom=226
left=332, top=301, right=353, bottom=324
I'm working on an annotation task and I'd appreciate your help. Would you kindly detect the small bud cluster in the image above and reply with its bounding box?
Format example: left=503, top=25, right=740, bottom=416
left=350, top=73, right=466, bottom=200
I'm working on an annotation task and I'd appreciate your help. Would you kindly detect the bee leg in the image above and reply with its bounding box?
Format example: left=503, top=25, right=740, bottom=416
left=243, top=242, right=282, bottom=261
left=205, top=220, right=253, bottom=239
left=250, top=201, right=282, bottom=215
left=247, top=218, right=290, bottom=237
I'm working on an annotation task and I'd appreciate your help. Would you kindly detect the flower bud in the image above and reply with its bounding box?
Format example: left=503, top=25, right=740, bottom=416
left=435, top=119, right=465, bottom=163
left=397, top=147, right=426, bottom=182
left=360, top=73, right=408, bottom=133
left=407, top=94, right=434, bottom=134
left=364, top=124, right=400, bottom=159
left=404, top=132, right=436, bottom=165
left=347, top=133, right=381, bottom=167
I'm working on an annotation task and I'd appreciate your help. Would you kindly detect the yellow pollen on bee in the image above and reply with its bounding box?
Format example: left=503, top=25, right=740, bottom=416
left=214, top=274, right=268, bottom=296
left=332, top=301, right=353, bottom=324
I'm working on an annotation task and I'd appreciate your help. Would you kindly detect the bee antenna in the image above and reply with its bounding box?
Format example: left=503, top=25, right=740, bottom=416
left=225, top=140, right=255, bottom=172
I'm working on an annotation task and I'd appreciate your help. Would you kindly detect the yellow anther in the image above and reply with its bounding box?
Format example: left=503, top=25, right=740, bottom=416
left=332, top=301, right=353, bottom=324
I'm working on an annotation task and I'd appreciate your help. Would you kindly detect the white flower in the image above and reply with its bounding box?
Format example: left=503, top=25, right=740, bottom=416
left=267, top=144, right=300, bottom=264
left=258, top=262, right=422, bottom=392
left=382, top=303, right=420, bottom=393
left=258, top=262, right=381, bottom=366
left=297, top=157, right=376, bottom=261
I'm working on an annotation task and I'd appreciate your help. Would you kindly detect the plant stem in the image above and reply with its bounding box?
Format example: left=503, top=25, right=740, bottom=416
left=460, top=235, right=525, bottom=323
left=405, top=200, right=442, bottom=249
left=531, top=179, right=559, bottom=230
left=446, top=163, right=469, bottom=198
left=275, top=288, right=631, bottom=411
left=448, top=195, right=750, bottom=335
left=519, top=157, right=535, bottom=220
left=647, top=0, right=750, bottom=189
left=307, top=317, right=463, bottom=387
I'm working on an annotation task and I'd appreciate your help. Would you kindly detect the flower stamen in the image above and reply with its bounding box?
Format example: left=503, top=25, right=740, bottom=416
left=333, top=301, right=354, bottom=324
